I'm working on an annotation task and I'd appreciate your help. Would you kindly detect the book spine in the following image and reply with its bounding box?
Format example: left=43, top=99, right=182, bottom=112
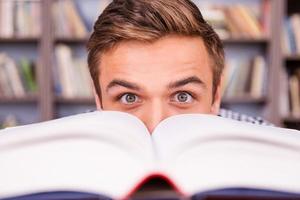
left=290, top=14, right=300, bottom=54
left=5, top=55, right=26, bottom=97
left=20, top=58, right=37, bottom=93
left=286, top=17, right=297, bottom=55
left=250, top=56, right=266, bottom=98
left=261, top=0, right=271, bottom=37
left=55, top=44, right=75, bottom=98
left=289, top=75, right=300, bottom=117
left=0, top=54, right=12, bottom=97
left=1, top=1, right=14, bottom=37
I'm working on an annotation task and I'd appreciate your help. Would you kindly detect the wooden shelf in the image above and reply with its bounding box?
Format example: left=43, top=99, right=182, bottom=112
left=54, top=37, right=270, bottom=45
left=55, top=37, right=89, bottom=44
left=0, top=37, right=40, bottom=43
left=283, top=116, right=300, bottom=130
left=0, top=95, right=38, bottom=104
left=283, top=116, right=300, bottom=123
left=55, top=96, right=95, bottom=104
left=285, top=55, right=300, bottom=61
left=222, top=37, right=269, bottom=44
left=222, top=96, right=267, bottom=105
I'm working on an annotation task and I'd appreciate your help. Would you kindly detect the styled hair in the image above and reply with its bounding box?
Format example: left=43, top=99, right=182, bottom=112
left=87, top=0, right=224, bottom=100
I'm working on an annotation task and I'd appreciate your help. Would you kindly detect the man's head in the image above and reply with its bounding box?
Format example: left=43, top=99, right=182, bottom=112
left=87, top=0, right=225, bottom=132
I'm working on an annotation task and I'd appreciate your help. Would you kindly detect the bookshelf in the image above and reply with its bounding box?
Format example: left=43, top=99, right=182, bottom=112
left=0, top=38, right=39, bottom=43
left=0, top=0, right=298, bottom=130
left=221, top=96, right=267, bottom=105
left=281, top=0, right=300, bottom=129
left=0, top=0, right=41, bottom=128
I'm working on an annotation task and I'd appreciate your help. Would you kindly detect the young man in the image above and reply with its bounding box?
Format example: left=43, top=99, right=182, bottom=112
left=87, top=0, right=269, bottom=132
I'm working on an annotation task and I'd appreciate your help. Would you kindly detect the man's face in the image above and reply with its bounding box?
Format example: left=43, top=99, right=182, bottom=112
left=96, top=35, right=222, bottom=133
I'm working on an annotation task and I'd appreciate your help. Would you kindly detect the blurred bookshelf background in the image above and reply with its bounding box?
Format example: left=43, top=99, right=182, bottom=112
left=0, top=0, right=299, bottom=130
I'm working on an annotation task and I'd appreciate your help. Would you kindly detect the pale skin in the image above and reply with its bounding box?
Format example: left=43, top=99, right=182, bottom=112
left=95, top=35, right=222, bottom=133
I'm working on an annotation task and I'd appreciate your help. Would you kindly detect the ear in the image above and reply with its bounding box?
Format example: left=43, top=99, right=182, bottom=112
left=211, top=77, right=223, bottom=115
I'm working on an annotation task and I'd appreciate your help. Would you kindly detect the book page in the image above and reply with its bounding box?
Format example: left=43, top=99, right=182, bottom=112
left=152, top=114, right=300, bottom=196
left=0, top=111, right=154, bottom=199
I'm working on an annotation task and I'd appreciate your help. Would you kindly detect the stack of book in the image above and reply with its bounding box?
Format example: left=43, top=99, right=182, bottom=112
left=0, top=0, right=41, bottom=38
left=52, top=0, right=89, bottom=38
left=54, top=45, right=93, bottom=99
left=201, top=2, right=270, bottom=39
left=222, top=56, right=267, bottom=99
left=289, top=69, right=300, bottom=117
left=0, top=53, right=37, bottom=98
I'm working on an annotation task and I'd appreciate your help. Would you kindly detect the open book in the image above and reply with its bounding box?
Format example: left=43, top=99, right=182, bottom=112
left=0, top=111, right=300, bottom=199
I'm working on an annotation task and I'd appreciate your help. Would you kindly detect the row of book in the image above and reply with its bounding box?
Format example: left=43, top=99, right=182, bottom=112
left=283, top=14, right=300, bottom=55
left=0, top=53, right=37, bottom=98
left=54, top=44, right=93, bottom=98
left=200, top=2, right=270, bottom=39
left=222, top=56, right=267, bottom=99
left=0, top=0, right=273, bottom=41
left=52, top=0, right=88, bottom=38
left=289, top=69, right=300, bottom=117
left=0, top=0, right=270, bottom=40
left=0, top=0, right=41, bottom=38
left=52, top=0, right=111, bottom=38
left=52, top=0, right=269, bottom=40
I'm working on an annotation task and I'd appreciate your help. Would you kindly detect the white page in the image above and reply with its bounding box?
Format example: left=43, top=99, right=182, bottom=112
left=152, top=114, right=300, bottom=196
left=0, top=111, right=154, bottom=199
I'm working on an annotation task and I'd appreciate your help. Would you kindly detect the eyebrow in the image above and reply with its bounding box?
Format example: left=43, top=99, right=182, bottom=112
left=168, top=76, right=206, bottom=89
left=106, top=79, right=141, bottom=92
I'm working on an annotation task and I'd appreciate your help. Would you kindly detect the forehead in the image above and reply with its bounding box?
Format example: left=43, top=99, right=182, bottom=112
left=99, top=35, right=212, bottom=88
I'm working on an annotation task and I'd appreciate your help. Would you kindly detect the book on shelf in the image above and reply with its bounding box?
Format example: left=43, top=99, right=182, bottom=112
left=54, top=44, right=93, bottom=99
left=19, top=58, right=38, bottom=94
left=289, top=69, right=300, bottom=117
left=52, top=0, right=89, bottom=38
left=260, top=0, right=271, bottom=37
left=282, top=14, right=300, bottom=55
left=222, top=55, right=267, bottom=99
left=0, top=53, right=37, bottom=98
left=249, top=56, right=267, bottom=98
left=74, top=0, right=111, bottom=32
left=200, top=2, right=270, bottom=40
left=226, top=5, right=261, bottom=39
left=0, top=0, right=41, bottom=38
left=201, top=6, right=230, bottom=39
left=279, top=69, right=291, bottom=118
left=0, top=111, right=300, bottom=199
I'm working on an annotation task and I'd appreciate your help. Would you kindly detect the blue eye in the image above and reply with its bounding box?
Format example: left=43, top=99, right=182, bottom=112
left=120, top=93, right=139, bottom=104
left=174, top=92, right=193, bottom=103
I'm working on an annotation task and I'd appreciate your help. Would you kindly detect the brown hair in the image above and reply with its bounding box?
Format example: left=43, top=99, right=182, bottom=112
left=87, top=0, right=224, bottom=101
